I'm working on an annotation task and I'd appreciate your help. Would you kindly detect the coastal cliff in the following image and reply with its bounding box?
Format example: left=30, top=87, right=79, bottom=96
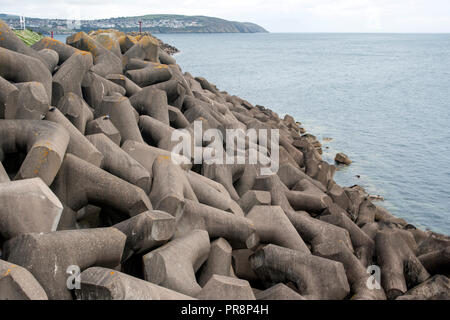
left=0, top=20, right=448, bottom=300
left=0, top=13, right=269, bottom=34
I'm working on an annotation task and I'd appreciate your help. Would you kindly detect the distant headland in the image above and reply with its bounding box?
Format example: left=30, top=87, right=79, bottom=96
left=0, top=13, right=269, bottom=34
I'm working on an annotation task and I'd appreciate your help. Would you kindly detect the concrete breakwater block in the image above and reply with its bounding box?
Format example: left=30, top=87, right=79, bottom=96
left=76, top=267, right=194, bottom=300
left=0, top=178, right=63, bottom=241
left=0, top=19, right=448, bottom=300
left=0, top=259, right=48, bottom=300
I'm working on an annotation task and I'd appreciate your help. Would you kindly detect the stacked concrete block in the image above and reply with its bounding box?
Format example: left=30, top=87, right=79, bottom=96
left=0, top=20, right=448, bottom=301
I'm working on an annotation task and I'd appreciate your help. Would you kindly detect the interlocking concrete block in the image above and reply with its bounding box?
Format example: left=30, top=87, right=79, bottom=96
left=198, top=238, right=234, bottom=286
left=187, top=171, right=244, bottom=217
left=158, top=47, right=176, bottom=65
left=45, top=107, right=103, bottom=167
left=129, top=87, right=170, bottom=125
left=184, top=199, right=259, bottom=250
left=168, top=105, right=190, bottom=128
left=320, top=207, right=375, bottom=267
left=375, top=229, right=430, bottom=299
left=86, top=116, right=121, bottom=146
left=123, top=36, right=159, bottom=65
left=114, top=210, right=176, bottom=262
left=32, top=37, right=78, bottom=65
left=5, top=81, right=49, bottom=120
left=152, top=79, right=186, bottom=109
left=255, top=283, right=306, bottom=300
left=253, top=175, right=352, bottom=252
left=76, top=267, right=194, bottom=300
left=238, top=190, right=271, bottom=214
left=314, top=241, right=386, bottom=300
left=106, top=74, right=141, bottom=97
left=36, top=48, right=59, bottom=72
left=0, top=47, right=52, bottom=101
left=247, top=206, right=309, bottom=252
left=0, top=161, right=9, bottom=182
left=0, top=259, right=48, bottom=300
left=52, top=51, right=93, bottom=106
left=57, top=93, right=94, bottom=134
left=95, top=95, right=143, bottom=145
left=143, top=229, right=210, bottom=296
left=87, top=133, right=151, bottom=193
left=0, top=120, right=69, bottom=185
left=51, top=153, right=152, bottom=215
left=418, top=246, right=450, bottom=276
left=0, top=19, right=54, bottom=71
left=149, top=155, right=197, bottom=217
left=396, top=275, right=450, bottom=300
left=0, top=76, right=18, bottom=119
left=66, top=31, right=122, bottom=77
left=250, top=244, right=350, bottom=300
left=197, top=275, right=256, bottom=300
left=4, top=227, right=126, bottom=300
left=125, top=60, right=172, bottom=87
left=0, top=177, right=62, bottom=240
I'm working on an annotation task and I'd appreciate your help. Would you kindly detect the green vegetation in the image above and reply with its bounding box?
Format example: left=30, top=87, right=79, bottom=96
left=1, top=13, right=268, bottom=34
left=13, top=29, right=44, bottom=46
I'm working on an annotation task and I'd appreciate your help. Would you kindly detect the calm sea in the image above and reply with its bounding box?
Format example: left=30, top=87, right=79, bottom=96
left=56, top=33, right=450, bottom=234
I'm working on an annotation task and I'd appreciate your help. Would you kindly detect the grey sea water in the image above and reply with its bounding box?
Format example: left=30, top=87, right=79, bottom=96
left=157, top=33, right=450, bottom=234
left=54, top=32, right=450, bottom=234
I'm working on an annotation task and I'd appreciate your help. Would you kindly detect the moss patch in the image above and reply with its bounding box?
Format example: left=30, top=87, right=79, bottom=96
left=13, top=29, right=44, bottom=46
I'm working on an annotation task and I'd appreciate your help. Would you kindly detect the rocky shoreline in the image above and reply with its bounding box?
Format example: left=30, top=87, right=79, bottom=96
left=0, top=20, right=449, bottom=300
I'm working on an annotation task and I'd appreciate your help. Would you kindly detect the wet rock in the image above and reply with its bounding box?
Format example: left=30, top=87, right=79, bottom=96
left=335, top=152, right=352, bottom=165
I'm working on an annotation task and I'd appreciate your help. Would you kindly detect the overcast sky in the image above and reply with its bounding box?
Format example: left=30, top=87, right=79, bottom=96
left=1, top=0, right=449, bottom=33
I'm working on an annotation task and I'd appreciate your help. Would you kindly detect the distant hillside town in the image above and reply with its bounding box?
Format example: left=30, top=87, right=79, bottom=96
left=0, top=13, right=268, bottom=34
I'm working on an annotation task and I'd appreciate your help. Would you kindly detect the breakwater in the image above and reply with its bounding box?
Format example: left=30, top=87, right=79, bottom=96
left=0, top=20, right=448, bottom=300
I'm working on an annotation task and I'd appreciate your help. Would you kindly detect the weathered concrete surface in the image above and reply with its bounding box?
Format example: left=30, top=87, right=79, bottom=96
left=76, top=267, right=195, bottom=300
left=0, top=259, right=48, bottom=300
left=0, top=177, right=62, bottom=241
left=143, top=229, right=210, bottom=296
left=95, top=95, right=144, bottom=145
left=57, top=93, right=94, bottom=135
left=0, top=19, right=55, bottom=71
left=4, top=82, right=50, bottom=121
left=0, top=120, right=69, bottom=185
left=66, top=31, right=122, bottom=77
left=51, top=153, right=152, bottom=215
left=45, top=107, right=103, bottom=167
left=250, top=244, right=350, bottom=300
left=198, top=238, right=235, bottom=286
left=114, top=210, right=176, bottom=262
left=0, top=76, right=19, bottom=119
left=52, top=51, right=93, bottom=106
left=32, top=37, right=78, bottom=65
left=0, top=26, right=447, bottom=301
left=0, top=47, right=52, bottom=101
left=197, top=275, right=256, bottom=300
left=87, top=133, right=151, bottom=193
left=86, top=116, right=122, bottom=146
left=375, top=229, right=430, bottom=300
left=4, top=227, right=126, bottom=300
left=255, top=283, right=306, bottom=300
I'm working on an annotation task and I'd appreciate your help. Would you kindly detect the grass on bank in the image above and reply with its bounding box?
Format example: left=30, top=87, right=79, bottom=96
left=13, top=29, right=44, bottom=46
